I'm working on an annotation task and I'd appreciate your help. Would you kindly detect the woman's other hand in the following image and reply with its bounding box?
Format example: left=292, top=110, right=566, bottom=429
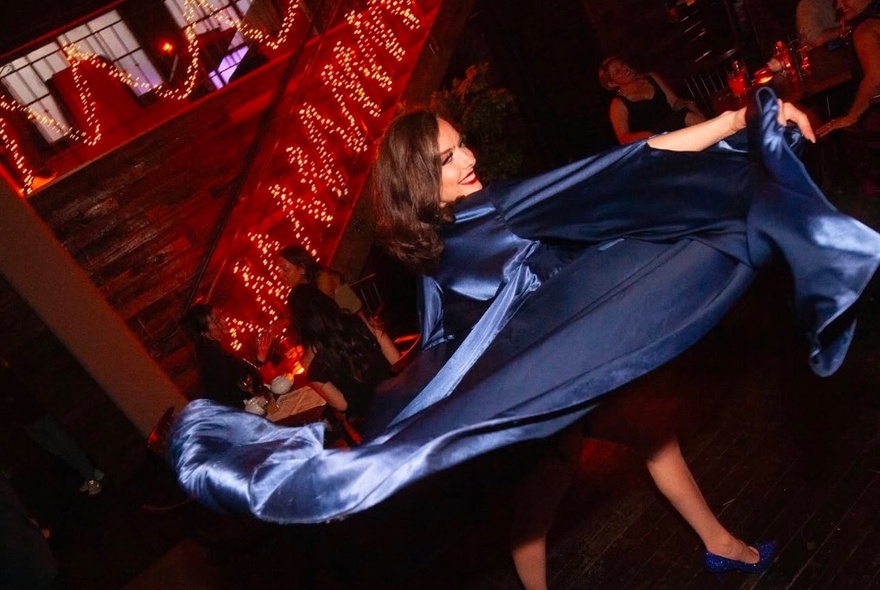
left=817, top=114, right=860, bottom=138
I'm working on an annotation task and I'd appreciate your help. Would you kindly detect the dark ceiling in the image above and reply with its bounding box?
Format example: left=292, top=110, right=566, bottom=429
left=1, top=0, right=115, bottom=57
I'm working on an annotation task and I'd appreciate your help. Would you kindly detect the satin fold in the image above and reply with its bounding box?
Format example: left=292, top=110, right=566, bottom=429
left=169, top=89, right=880, bottom=524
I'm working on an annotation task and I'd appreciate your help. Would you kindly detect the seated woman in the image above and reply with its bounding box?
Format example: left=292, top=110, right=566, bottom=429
left=817, top=0, right=880, bottom=136
left=287, top=284, right=394, bottom=425
left=180, top=303, right=261, bottom=408
left=277, top=245, right=400, bottom=364
left=598, top=56, right=706, bottom=144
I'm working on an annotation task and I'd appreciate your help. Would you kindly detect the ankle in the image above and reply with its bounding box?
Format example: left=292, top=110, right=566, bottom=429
left=705, top=537, right=758, bottom=563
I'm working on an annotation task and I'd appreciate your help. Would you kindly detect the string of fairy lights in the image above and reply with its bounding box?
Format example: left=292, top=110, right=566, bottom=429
left=0, top=0, right=307, bottom=194
left=221, top=0, right=426, bottom=353
left=0, top=0, right=434, bottom=362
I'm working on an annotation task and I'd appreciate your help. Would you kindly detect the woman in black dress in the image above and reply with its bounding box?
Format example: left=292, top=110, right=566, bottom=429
left=287, top=284, right=393, bottom=424
left=598, top=56, right=706, bottom=144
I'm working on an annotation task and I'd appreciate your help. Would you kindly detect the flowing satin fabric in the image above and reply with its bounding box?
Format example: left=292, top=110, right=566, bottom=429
left=169, top=89, right=880, bottom=524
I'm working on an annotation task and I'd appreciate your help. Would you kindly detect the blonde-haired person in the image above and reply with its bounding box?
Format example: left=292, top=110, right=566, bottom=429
left=598, top=56, right=706, bottom=144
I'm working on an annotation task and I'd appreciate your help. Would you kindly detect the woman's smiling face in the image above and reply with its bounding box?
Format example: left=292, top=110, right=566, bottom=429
left=436, top=118, right=482, bottom=207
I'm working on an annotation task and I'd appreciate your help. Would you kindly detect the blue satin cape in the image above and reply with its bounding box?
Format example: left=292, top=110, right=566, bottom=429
left=168, top=89, right=880, bottom=524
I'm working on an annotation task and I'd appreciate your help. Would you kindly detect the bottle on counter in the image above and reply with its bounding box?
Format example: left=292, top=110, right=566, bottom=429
left=769, top=40, right=798, bottom=79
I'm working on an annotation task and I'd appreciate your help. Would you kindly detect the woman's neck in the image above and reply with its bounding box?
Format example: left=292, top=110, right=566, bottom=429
left=618, top=76, right=654, bottom=100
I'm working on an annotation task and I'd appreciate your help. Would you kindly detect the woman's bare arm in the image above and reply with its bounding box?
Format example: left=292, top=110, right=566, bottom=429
left=311, top=380, right=348, bottom=412
left=817, top=22, right=880, bottom=137
left=610, top=98, right=653, bottom=144
left=358, top=312, right=401, bottom=364
left=647, top=101, right=815, bottom=152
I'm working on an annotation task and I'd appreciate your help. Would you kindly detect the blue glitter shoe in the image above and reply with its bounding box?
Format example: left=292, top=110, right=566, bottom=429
left=704, top=540, right=777, bottom=579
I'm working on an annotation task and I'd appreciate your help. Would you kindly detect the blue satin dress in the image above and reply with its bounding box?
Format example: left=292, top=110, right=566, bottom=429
left=168, top=89, right=880, bottom=524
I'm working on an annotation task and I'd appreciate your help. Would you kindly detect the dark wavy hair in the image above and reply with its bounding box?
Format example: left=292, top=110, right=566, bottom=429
left=287, top=284, right=378, bottom=382
left=180, top=303, right=213, bottom=343
left=370, top=110, right=455, bottom=273
left=277, top=245, right=321, bottom=282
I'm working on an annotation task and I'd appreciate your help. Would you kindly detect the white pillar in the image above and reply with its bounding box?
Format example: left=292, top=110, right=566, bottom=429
left=0, top=179, right=186, bottom=437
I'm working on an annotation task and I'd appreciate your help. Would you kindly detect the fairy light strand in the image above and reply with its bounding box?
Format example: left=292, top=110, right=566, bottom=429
left=1, top=0, right=433, bottom=350
left=0, top=0, right=304, bottom=183
left=225, top=0, right=426, bottom=342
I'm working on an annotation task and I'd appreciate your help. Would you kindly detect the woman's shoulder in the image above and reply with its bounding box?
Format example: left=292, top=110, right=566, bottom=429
left=316, top=268, right=344, bottom=295
left=854, top=15, right=880, bottom=38
left=317, top=267, right=344, bottom=283
left=645, top=73, right=666, bottom=87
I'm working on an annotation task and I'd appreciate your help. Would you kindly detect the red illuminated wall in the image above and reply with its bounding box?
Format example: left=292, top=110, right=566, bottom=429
left=188, top=0, right=442, bottom=353
left=1, top=0, right=443, bottom=358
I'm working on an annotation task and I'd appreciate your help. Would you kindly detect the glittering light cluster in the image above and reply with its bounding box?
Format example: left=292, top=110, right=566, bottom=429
left=299, top=102, right=368, bottom=155
left=64, top=47, right=103, bottom=146
left=0, top=116, right=37, bottom=194
left=1, top=96, right=81, bottom=146
left=187, top=0, right=301, bottom=51
left=1, top=50, right=103, bottom=194
left=321, top=43, right=385, bottom=118
left=269, top=183, right=333, bottom=231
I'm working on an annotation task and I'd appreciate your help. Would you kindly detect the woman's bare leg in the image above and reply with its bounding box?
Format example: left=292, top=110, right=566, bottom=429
left=644, top=436, right=758, bottom=562
left=587, top=381, right=759, bottom=564
left=510, top=423, right=582, bottom=590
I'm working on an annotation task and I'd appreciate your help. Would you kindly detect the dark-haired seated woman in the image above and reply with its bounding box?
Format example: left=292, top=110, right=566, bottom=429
left=288, top=284, right=395, bottom=426
left=277, top=244, right=401, bottom=365
left=181, top=303, right=261, bottom=408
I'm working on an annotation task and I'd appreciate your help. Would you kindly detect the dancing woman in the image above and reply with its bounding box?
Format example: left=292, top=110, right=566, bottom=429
left=367, top=95, right=804, bottom=588
left=169, top=89, right=880, bottom=583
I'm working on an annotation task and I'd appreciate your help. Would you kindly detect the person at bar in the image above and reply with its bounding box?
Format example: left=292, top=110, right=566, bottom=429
left=817, top=0, right=880, bottom=135
left=797, top=0, right=843, bottom=48
left=276, top=244, right=400, bottom=365
left=180, top=303, right=262, bottom=408
left=598, top=56, right=705, bottom=144
left=286, top=283, right=393, bottom=426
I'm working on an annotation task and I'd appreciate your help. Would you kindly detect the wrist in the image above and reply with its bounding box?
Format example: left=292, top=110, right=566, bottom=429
left=722, top=109, right=745, bottom=137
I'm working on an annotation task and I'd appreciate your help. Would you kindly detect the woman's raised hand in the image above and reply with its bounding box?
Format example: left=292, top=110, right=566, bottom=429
left=255, top=329, right=274, bottom=363
left=730, top=100, right=816, bottom=142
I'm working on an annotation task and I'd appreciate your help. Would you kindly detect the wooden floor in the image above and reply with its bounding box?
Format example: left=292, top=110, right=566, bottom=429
left=14, top=148, right=880, bottom=589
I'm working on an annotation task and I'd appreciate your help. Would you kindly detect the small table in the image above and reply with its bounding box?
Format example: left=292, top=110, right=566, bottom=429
left=706, top=46, right=853, bottom=117
left=266, top=386, right=326, bottom=427
left=801, top=45, right=854, bottom=97
left=766, top=46, right=853, bottom=108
